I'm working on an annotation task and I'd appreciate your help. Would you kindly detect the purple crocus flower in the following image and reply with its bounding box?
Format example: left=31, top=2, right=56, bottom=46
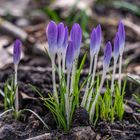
left=57, top=22, right=65, bottom=49
left=70, top=23, right=82, bottom=58
left=90, top=24, right=102, bottom=57
left=13, top=39, right=21, bottom=65
left=96, top=24, right=102, bottom=50
left=46, top=21, right=58, bottom=58
left=103, top=41, right=112, bottom=70
left=114, top=33, right=119, bottom=61
left=66, top=41, right=75, bottom=71
left=118, top=21, right=125, bottom=55
left=61, top=27, right=69, bottom=58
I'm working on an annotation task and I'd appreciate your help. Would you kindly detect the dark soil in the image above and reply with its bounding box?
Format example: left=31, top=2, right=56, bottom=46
left=0, top=57, right=139, bottom=140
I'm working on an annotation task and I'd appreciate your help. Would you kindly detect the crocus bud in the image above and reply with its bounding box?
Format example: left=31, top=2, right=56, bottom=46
left=114, top=33, right=119, bottom=61
left=90, top=28, right=97, bottom=57
left=90, top=24, right=102, bottom=58
left=103, top=41, right=112, bottom=71
left=62, top=26, right=69, bottom=56
left=57, top=22, right=65, bottom=49
left=66, top=41, right=75, bottom=71
left=13, top=39, right=21, bottom=65
left=96, top=24, right=102, bottom=51
left=118, top=21, right=125, bottom=55
left=46, top=21, right=58, bottom=58
left=70, top=23, right=82, bottom=58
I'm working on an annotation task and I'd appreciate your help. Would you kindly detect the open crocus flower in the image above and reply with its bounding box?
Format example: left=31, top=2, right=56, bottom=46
left=13, top=39, right=22, bottom=65
left=103, top=41, right=112, bottom=71
left=90, top=24, right=102, bottom=57
left=118, top=21, right=125, bottom=55
left=66, top=41, right=75, bottom=71
left=46, top=21, right=58, bottom=58
left=70, top=23, right=82, bottom=59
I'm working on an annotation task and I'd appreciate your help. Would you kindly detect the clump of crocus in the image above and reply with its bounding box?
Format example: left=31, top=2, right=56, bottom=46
left=45, top=21, right=83, bottom=130
left=32, top=20, right=126, bottom=130
left=13, top=39, right=22, bottom=114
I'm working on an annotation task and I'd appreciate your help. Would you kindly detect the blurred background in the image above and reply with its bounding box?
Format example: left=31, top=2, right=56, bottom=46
left=0, top=0, right=139, bottom=77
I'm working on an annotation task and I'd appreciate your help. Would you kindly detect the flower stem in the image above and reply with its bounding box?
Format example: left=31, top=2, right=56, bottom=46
left=111, top=60, right=117, bottom=94
left=69, top=58, right=78, bottom=111
left=89, top=71, right=106, bottom=122
left=81, top=55, right=93, bottom=107
left=58, top=53, right=62, bottom=80
left=119, top=55, right=122, bottom=92
left=86, top=54, right=98, bottom=111
left=62, top=54, right=66, bottom=72
left=51, top=58, right=59, bottom=104
left=70, top=58, right=78, bottom=95
left=14, top=64, right=18, bottom=113
left=65, top=70, right=70, bottom=128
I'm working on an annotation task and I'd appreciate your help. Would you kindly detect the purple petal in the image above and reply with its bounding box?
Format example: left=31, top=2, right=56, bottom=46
left=96, top=24, right=102, bottom=51
left=66, top=41, right=75, bottom=71
left=103, top=41, right=112, bottom=70
left=13, top=39, right=21, bottom=65
left=57, top=22, right=65, bottom=48
left=90, top=28, right=97, bottom=57
left=62, top=26, right=69, bottom=55
left=114, top=33, right=119, bottom=60
left=90, top=24, right=102, bottom=57
left=118, top=21, right=125, bottom=54
left=46, top=21, right=58, bottom=57
left=70, top=23, right=82, bottom=58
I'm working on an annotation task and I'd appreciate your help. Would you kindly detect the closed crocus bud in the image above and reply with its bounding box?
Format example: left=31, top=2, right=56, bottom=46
left=70, top=23, right=82, bottom=58
left=46, top=21, right=58, bottom=58
left=62, top=26, right=69, bottom=56
left=103, top=41, right=112, bottom=71
left=90, top=24, right=102, bottom=57
left=66, top=41, right=75, bottom=71
left=118, top=21, right=125, bottom=55
left=114, top=33, right=119, bottom=61
left=90, top=28, right=97, bottom=57
left=13, top=39, right=21, bottom=65
left=96, top=24, right=102, bottom=51
left=57, top=22, right=65, bottom=49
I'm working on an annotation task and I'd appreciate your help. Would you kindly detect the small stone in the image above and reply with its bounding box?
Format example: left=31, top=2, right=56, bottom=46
left=16, top=18, right=30, bottom=27
left=0, top=124, right=15, bottom=139
left=124, top=104, right=133, bottom=114
left=72, top=107, right=89, bottom=127
left=70, top=126, right=96, bottom=140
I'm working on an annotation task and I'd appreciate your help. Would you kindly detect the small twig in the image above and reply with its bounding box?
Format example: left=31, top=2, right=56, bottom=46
left=26, top=133, right=52, bottom=140
left=132, top=114, right=140, bottom=125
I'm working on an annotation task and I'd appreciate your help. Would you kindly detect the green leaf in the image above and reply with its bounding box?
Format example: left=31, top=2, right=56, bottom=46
left=42, top=7, right=60, bottom=22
